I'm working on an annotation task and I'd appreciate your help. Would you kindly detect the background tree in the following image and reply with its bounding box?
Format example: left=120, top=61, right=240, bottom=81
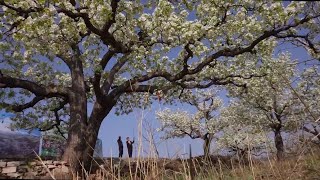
left=219, top=101, right=274, bottom=161
left=217, top=123, right=271, bottom=163
left=156, top=88, right=222, bottom=157
left=226, top=55, right=303, bottom=160
left=296, top=66, right=320, bottom=144
left=0, top=0, right=319, bottom=172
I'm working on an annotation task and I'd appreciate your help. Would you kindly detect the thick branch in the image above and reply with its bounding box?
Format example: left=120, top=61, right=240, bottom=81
left=178, top=128, right=201, bottom=139
left=56, top=8, right=102, bottom=36
left=0, top=76, right=68, bottom=98
left=101, top=54, right=129, bottom=94
left=102, top=0, right=119, bottom=32
left=91, top=50, right=116, bottom=99
left=0, top=0, right=41, bottom=18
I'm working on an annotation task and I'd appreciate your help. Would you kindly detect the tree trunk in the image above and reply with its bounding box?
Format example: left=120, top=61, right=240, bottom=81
left=203, top=133, right=213, bottom=158
left=63, top=122, right=100, bottom=175
left=61, top=53, right=118, bottom=175
left=62, top=57, right=91, bottom=175
left=63, top=99, right=114, bottom=176
left=274, top=129, right=284, bottom=160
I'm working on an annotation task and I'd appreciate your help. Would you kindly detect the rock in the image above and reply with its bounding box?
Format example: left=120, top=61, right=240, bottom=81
left=61, top=165, right=69, bottom=173
left=36, top=161, right=43, bottom=166
left=0, top=161, right=6, bottom=167
left=24, top=172, right=37, bottom=179
left=0, top=175, right=9, bottom=179
left=29, top=162, right=37, bottom=166
left=52, top=168, right=60, bottom=173
left=6, top=172, right=21, bottom=178
left=34, top=166, right=43, bottom=172
left=47, top=165, right=56, bottom=169
left=39, top=169, right=48, bottom=176
left=40, top=175, right=53, bottom=179
left=17, top=165, right=28, bottom=173
left=7, top=161, right=24, bottom=167
left=43, top=160, right=53, bottom=165
left=89, top=174, right=97, bottom=180
left=2, top=166, right=17, bottom=173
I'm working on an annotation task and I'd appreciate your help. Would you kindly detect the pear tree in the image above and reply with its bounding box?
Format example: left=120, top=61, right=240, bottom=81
left=226, top=55, right=303, bottom=160
left=156, top=88, right=222, bottom=157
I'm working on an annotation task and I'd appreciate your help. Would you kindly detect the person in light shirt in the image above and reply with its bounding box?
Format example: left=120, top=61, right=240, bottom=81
left=126, top=137, right=134, bottom=158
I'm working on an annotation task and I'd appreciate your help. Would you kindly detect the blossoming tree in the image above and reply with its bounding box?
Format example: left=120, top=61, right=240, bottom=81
left=219, top=101, right=274, bottom=160
left=296, top=66, right=320, bottom=143
left=0, top=0, right=319, bottom=172
left=156, top=89, right=222, bottom=157
left=226, top=55, right=303, bottom=160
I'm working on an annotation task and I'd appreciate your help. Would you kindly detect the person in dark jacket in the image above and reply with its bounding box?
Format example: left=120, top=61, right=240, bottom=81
left=117, top=136, right=123, bottom=158
left=126, top=137, right=134, bottom=158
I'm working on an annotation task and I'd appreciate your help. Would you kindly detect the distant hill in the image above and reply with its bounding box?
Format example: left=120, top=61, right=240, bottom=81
left=0, top=131, right=40, bottom=159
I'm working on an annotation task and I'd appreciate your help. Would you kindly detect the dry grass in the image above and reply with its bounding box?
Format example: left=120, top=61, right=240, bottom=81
left=32, top=137, right=320, bottom=180
left=52, top=149, right=319, bottom=180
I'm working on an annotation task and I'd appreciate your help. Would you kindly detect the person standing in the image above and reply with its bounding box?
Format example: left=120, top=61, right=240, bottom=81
left=126, top=137, right=134, bottom=158
left=117, top=136, right=123, bottom=158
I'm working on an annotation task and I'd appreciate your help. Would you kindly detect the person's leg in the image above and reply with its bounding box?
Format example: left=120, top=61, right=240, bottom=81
left=129, top=148, right=132, bottom=158
left=119, top=147, right=123, bottom=157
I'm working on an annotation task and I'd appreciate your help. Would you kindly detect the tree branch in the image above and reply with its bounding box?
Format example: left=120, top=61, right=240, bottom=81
left=39, top=99, right=68, bottom=139
left=102, top=0, right=119, bottom=32
left=102, top=54, right=129, bottom=94
left=1, top=96, right=44, bottom=112
left=109, top=15, right=318, bottom=97
left=0, top=0, right=41, bottom=18
left=274, top=33, right=319, bottom=54
left=0, top=1, right=125, bottom=51
left=0, top=76, right=68, bottom=98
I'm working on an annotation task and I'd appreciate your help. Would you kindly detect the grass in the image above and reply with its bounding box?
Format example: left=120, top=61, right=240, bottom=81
left=32, top=135, right=320, bottom=180
left=54, top=148, right=319, bottom=180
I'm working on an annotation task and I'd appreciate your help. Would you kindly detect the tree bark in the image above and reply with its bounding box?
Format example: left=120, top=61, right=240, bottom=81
left=274, top=128, right=284, bottom=160
left=203, top=133, right=213, bottom=158
left=62, top=56, right=90, bottom=175
left=60, top=55, right=116, bottom=175
left=61, top=48, right=118, bottom=175
left=63, top=99, right=115, bottom=175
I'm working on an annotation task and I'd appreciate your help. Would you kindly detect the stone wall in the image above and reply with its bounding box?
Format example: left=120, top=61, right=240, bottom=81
left=0, top=160, right=71, bottom=179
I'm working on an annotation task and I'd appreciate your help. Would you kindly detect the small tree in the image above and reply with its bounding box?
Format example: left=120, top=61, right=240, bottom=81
left=156, top=89, right=222, bottom=157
